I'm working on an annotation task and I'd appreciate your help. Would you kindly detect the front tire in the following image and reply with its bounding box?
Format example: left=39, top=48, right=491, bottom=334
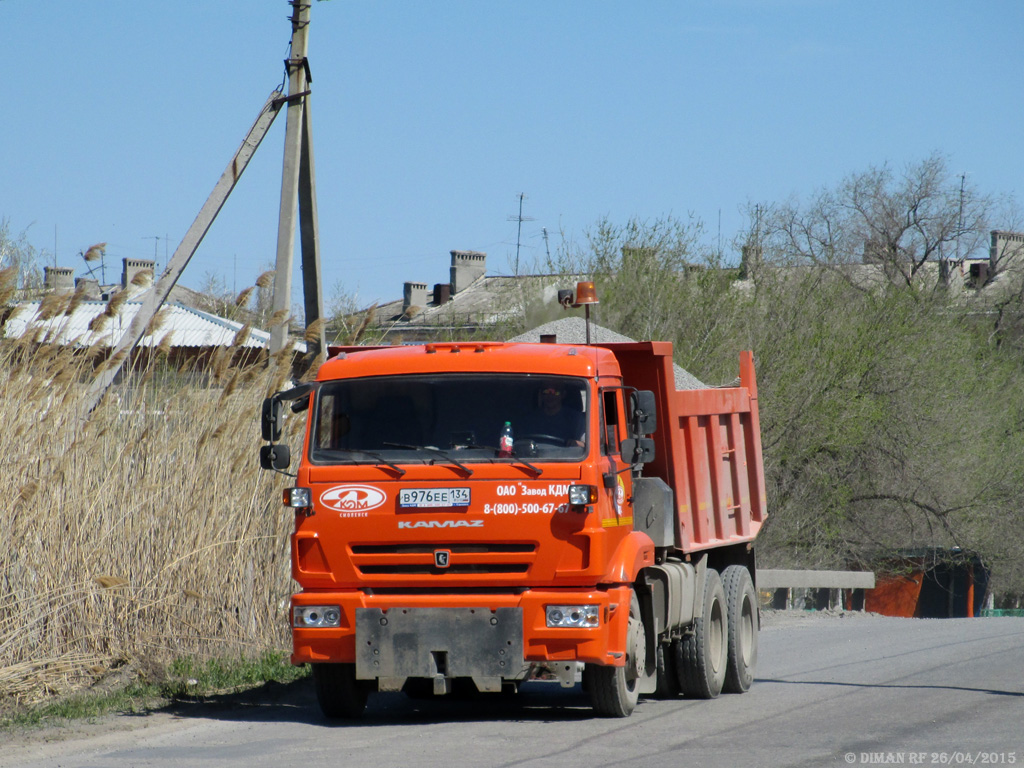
left=721, top=565, right=758, bottom=693
left=585, top=592, right=645, bottom=717
left=312, top=663, right=370, bottom=719
left=676, top=568, right=727, bottom=698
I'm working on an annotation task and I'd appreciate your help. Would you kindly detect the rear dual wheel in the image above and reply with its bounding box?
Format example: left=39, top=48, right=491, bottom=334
left=721, top=565, right=758, bottom=693
left=676, top=565, right=758, bottom=698
left=676, top=568, right=728, bottom=698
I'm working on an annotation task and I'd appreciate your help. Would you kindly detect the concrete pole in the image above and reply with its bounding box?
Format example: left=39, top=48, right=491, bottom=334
left=269, top=0, right=313, bottom=356
left=298, top=93, right=326, bottom=371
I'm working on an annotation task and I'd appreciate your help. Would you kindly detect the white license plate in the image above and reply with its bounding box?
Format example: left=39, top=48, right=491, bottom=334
left=399, top=487, right=471, bottom=508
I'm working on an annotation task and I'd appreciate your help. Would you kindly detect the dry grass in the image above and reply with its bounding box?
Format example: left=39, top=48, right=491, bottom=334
left=0, top=284, right=300, bottom=706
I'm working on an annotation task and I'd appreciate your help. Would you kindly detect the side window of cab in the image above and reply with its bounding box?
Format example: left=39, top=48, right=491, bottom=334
left=599, top=388, right=624, bottom=456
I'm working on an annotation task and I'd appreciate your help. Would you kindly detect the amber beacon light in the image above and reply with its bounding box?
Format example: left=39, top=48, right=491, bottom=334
left=571, top=281, right=599, bottom=344
left=573, top=281, right=599, bottom=306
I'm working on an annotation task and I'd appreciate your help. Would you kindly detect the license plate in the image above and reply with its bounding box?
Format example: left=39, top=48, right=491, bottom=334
left=399, top=487, right=471, bottom=508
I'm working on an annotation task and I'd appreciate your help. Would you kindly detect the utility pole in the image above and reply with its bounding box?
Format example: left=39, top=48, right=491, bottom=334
left=270, top=0, right=326, bottom=373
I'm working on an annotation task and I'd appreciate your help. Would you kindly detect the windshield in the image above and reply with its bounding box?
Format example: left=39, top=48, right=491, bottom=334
left=310, top=374, right=589, bottom=464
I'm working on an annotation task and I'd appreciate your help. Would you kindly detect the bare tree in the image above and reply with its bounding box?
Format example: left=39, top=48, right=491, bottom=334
left=757, top=153, right=990, bottom=291
left=0, top=219, right=47, bottom=295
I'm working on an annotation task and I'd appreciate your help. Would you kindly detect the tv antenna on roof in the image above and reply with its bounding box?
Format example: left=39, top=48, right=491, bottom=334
left=507, top=192, right=534, bottom=276
left=80, top=242, right=107, bottom=284
left=142, top=235, right=163, bottom=273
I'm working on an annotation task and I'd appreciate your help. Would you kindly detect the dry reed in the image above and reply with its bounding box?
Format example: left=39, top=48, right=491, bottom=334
left=82, top=243, right=107, bottom=262
left=0, top=291, right=297, bottom=706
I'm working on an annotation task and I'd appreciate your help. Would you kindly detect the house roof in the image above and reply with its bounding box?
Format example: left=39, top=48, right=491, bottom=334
left=374, top=274, right=543, bottom=327
left=4, top=299, right=274, bottom=349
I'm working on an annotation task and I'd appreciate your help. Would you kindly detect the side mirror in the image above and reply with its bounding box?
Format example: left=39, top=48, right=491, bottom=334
left=260, top=444, right=291, bottom=471
left=620, top=437, right=655, bottom=466
left=632, top=390, right=657, bottom=436
left=261, top=397, right=283, bottom=442
left=262, top=382, right=316, bottom=440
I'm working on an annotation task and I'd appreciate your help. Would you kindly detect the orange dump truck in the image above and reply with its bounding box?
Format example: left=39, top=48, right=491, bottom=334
left=260, top=311, right=767, bottom=718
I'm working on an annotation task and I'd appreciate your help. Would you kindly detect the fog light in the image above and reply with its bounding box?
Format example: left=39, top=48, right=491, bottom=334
left=546, top=605, right=599, bottom=628
left=568, top=485, right=597, bottom=506
left=294, top=605, right=342, bottom=628
left=284, top=487, right=312, bottom=508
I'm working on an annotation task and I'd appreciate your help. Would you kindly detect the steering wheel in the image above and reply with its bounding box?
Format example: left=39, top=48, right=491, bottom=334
left=525, top=433, right=565, bottom=446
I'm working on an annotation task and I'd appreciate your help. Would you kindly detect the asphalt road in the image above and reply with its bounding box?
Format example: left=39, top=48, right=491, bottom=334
left=4, top=613, right=1022, bottom=768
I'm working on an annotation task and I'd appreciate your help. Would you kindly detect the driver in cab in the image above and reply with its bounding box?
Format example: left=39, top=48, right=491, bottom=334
left=524, top=383, right=585, bottom=448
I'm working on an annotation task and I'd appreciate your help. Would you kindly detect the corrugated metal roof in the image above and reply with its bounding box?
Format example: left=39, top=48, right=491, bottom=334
left=4, top=300, right=274, bottom=349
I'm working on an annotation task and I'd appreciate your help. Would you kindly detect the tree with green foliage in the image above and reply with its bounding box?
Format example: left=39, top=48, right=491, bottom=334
left=739, top=156, right=1024, bottom=598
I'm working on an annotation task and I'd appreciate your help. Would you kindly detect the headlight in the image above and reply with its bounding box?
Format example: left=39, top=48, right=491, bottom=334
left=283, top=487, right=312, bottom=508
left=293, top=605, right=342, bottom=628
left=546, top=605, right=600, bottom=628
left=568, top=484, right=597, bottom=506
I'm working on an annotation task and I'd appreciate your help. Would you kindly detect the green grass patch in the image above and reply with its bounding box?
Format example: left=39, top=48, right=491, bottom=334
left=1, top=682, right=162, bottom=730
left=1, top=652, right=309, bottom=731
left=162, top=651, right=309, bottom=700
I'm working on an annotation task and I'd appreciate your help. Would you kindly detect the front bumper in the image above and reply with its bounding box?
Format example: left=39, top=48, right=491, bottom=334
left=291, top=586, right=633, bottom=672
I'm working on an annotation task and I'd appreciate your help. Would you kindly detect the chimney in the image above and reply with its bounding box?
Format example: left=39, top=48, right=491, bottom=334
left=122, top=257, right=155, bottom=288
left=740, top=245, right=763, bottom=279
left=74, top=277, right=101, bottom=299
left=44, top=266, right=75, bottom=293
left=433, top=283, right=451, bottom=305
left=403, top=281, right=428, bottom=314
left=970, top=262, right=989, bottom=288
left=450, top=250, right=486, bottom=293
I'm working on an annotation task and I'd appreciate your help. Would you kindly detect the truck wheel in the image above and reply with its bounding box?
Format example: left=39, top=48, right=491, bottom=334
left=676, top=568, right=727, bottom=699
left=312, top=663, right=369, bottom=718
left=584, top=592, right=645, bottom=717
left=721, top=565, right=758, bottom=693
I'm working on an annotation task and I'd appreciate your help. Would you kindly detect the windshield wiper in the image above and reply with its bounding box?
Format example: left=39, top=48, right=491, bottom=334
left=321, top=449, right=406, bottom=477
left=382, top=442, right=474, bottom=477
left=510, top=457, right=543, bottom=477
left=465, top=443, right=543, bottom=477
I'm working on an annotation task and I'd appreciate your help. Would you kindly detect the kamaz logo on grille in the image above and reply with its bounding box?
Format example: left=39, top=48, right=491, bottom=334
left=397, top=520, right=483, bottom=529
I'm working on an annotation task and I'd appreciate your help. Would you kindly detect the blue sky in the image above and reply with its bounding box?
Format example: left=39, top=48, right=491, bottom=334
left=2, top=1, right=1022, bottom=310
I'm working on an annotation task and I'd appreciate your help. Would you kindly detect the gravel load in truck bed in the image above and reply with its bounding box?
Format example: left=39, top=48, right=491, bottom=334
left=508, top=317, right=708, bottom=390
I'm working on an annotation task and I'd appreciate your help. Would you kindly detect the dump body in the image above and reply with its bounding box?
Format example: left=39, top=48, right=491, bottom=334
left=595, top=342, right=767, bottom=553
left=266, top=337, right=767, bottom=716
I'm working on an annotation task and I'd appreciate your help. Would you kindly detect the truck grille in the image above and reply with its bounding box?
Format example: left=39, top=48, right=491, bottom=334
left=349, top=542, right=536, bottom=577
